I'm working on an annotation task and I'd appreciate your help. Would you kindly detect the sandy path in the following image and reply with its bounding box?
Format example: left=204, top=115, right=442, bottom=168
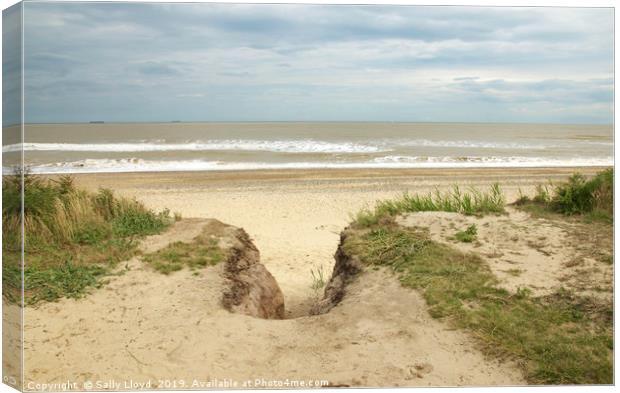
left=19, top=168, right=603, bottom=388
left=137, top=188, right=401, bottom=317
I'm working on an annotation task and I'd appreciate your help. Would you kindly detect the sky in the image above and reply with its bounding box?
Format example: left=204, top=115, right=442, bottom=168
left=4, top=2, right=615, bottom=124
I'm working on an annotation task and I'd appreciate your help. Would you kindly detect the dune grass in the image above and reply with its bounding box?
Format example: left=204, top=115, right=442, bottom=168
left=344, top=221, right=612, bottom=384
left=454, top=224, right=478, bottom=243
left=354, top=183, right=505, bottom=227
left=310, top=265, right=327, bottom=297
left=516, top=169, right=613, bottom=223
left=142, top=229, right=224, bottom=275
left=2, top=170, right=173, bottom=304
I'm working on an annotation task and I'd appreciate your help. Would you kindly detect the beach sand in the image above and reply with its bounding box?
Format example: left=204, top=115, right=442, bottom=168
left=67, top=167, right=603, bottom=317
left=18, top=167, right=607, bottom=388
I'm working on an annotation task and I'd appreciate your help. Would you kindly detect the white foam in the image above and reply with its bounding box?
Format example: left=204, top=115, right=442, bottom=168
left=397, top=139, right=561, bottom=150
left=5, top=137, right=610, bottom=154
left=2, top=140, right=386, bottom=154
left=7, top=156, right=612, bottom=174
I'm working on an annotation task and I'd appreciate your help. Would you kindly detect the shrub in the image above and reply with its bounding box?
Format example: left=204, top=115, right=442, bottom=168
left=550, top=169, right=613, bottom=217
left=52, top=175, right=76, bottom=195
left=552, top=174, right=594, bottom=214
left=515, top=169, right=613, bottom=222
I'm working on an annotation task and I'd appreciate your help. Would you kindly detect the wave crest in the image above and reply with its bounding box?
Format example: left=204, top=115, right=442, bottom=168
left=2, top=140, right=386, bottom=154
left=8, top=156, right=612, bottom=174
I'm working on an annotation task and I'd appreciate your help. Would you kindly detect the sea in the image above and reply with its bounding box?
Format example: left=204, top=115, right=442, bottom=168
left=1, top=122, right=614, bottom=174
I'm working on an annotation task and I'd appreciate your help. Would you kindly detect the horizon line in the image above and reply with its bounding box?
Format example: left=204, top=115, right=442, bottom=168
left=3, top=120, right=614, bottom=127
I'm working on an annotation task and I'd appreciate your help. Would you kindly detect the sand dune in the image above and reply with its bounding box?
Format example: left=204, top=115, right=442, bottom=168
left=22, top=225, right=523, bottom=388
left=18, top=167, right=606, bottom=388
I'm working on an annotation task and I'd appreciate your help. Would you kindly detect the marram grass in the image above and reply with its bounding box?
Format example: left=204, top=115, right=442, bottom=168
left=354, top=183, right=505, bottom=227
left=2, top=172, right=173, bottom=304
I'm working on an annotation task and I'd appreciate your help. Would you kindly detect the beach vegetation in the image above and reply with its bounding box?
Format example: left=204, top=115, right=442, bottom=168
left=533, top=184, right=552, bottom=204
left=504, top=268, right=523, bottom=277
left=142, top=229, right=224, bottom=274
left=516, top=169, right=613, bottom=223
left=552, top=169, right=612, bottom=216
left=343, top=218, right=612, bottom=384
left=2, top=170, right=173, bottom=304
left=454, top=224, right=478, bottom=243
left=310, top=265, right=327, bottom=295
left=354, top=183, right=505, bottom=227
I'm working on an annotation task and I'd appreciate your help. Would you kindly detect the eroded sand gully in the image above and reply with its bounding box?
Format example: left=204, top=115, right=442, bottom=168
left=19, top=168, right=605, bottom=387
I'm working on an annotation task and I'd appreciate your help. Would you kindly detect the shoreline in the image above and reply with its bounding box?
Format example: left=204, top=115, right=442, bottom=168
left=50, top=165, right=611, bottom=184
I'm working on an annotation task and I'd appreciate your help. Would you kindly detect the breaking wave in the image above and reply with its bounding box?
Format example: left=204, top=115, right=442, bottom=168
left=2, top=140, right=386, bottom=154
left=8, top=156, right=612, bottom=174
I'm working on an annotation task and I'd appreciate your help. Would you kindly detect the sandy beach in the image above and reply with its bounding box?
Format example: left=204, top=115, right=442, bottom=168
left=67, top=167, right=605, bottom=316
left=15, top=166, right=609, bottom=388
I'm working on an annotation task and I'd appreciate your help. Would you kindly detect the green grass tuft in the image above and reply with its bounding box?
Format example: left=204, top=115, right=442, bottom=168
left=142, top=232, right=224, bottom=274
left=111, top=207, right=170, bottom=237
left=310, top=266, right=327, bottom=293
left=454, top=224, right=478, bottom=243
left=354, top=184, right=505, bottom=227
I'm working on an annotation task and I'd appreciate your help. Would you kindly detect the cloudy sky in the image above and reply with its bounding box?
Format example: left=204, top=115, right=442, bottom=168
left=12, top=2, right=615, bottom=123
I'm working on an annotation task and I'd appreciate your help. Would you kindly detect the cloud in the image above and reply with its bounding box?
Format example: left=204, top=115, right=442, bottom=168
left=176, top=93, right=205, bottom=98
left=136, top=61, right=180, bottom=76
left=2, top=3, right=23, bottom=126
left=14, top=2, right=614, bottom=124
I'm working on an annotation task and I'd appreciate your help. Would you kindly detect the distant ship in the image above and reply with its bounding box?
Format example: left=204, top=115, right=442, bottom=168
left=171, top=120, right=181, bottom=123
left=89, top=121, right=105, bottom=124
